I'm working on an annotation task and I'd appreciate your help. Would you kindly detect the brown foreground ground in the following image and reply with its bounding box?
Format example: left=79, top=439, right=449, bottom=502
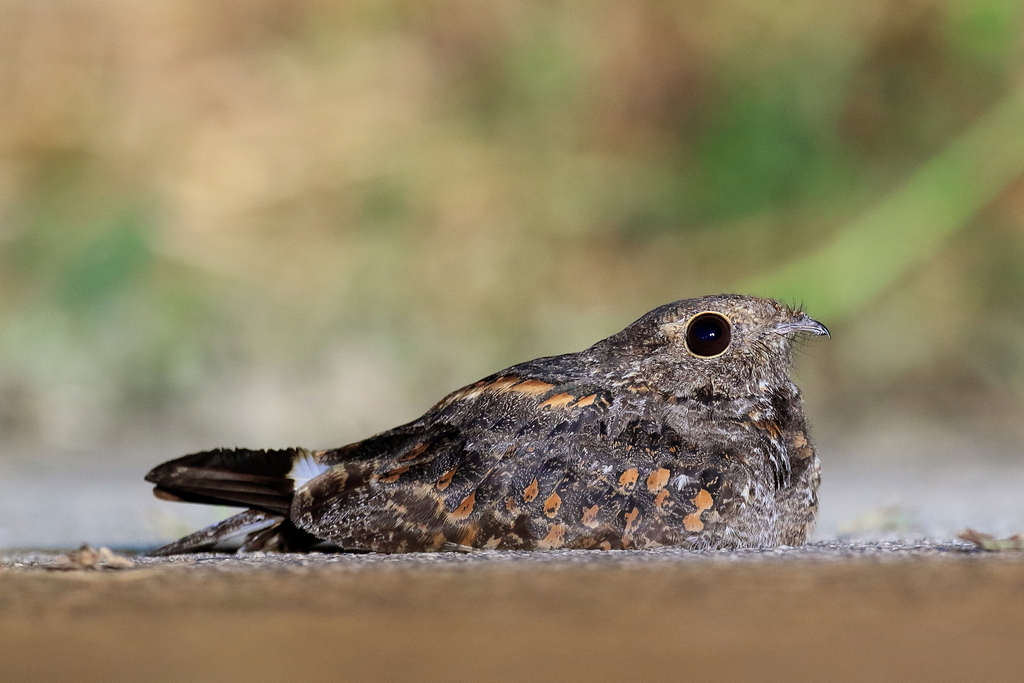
left=2, top=543, right=1023, bottom=683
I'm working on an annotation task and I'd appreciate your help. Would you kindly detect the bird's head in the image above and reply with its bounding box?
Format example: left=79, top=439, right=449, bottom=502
left=599, top=294, right=829, bottom=398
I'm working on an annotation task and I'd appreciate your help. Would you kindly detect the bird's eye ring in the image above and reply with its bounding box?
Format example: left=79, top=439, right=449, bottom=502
left=685, top=312, right=732, bottom=357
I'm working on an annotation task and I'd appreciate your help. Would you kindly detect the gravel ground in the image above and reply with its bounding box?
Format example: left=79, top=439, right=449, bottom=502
left=0, top=539, right=998, bottom=569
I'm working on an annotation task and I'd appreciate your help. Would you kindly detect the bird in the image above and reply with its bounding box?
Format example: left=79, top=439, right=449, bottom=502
left=145, top=294, right=829, bottom=555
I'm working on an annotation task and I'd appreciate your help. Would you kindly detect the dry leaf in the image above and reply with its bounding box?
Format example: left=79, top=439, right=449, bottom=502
left=958, top=529, right=1024, bottom=551
left=97, top=546, right=135, bottom=569
left=50, top=544, right=135, bottom=570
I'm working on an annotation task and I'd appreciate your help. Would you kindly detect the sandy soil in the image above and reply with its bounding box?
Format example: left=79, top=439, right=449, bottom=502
left=2, top=543, right=1024, bottom=683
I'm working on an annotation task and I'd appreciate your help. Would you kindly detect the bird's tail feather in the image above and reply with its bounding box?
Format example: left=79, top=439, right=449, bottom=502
left=145, top=447, right=326, bottom=515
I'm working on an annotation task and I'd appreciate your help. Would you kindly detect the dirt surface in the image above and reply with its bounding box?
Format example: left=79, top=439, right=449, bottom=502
left=3, top=542, right=1024, bottom=683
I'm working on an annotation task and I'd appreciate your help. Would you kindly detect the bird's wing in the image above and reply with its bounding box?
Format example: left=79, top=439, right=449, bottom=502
left=147, top=508, right=332, bottom=556
left=294, top=368, right=731, bottom=551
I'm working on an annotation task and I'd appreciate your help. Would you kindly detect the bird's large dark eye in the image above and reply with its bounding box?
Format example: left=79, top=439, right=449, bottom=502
left=685, top=313, right=731, bottom=357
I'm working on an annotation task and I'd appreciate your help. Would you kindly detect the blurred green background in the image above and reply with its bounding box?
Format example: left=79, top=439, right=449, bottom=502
left=2, top=0, right=1024, bottom=466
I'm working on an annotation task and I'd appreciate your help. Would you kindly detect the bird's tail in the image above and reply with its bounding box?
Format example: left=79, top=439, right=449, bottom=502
left=145, top=447, right=333, bottom=555
left=145, top=447, right=330, bottom=514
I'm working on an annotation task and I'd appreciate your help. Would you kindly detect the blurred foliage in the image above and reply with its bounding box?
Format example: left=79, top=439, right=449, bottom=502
left=1, top=0, right=1024, bottom=454
left=748, top=87, right=1024, bottom=319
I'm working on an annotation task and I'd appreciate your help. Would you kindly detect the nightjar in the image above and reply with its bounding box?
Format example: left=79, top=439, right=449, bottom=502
left=146, top=294, right=828, bottom=554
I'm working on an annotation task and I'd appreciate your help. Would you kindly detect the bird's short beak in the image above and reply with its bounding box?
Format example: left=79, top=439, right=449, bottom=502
left=775, top=313, right=830, bottom=339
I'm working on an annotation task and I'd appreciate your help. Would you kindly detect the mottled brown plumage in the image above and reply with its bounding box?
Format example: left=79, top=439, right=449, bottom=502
left=146, top=294, right=828, bottom=554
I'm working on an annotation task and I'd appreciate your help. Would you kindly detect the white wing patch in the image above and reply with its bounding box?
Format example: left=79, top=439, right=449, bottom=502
left=210, top=515, right=281, bottom=552
left=672, top=473, right=698, bottom=490
left=288, top=450, right=330, bottom=489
